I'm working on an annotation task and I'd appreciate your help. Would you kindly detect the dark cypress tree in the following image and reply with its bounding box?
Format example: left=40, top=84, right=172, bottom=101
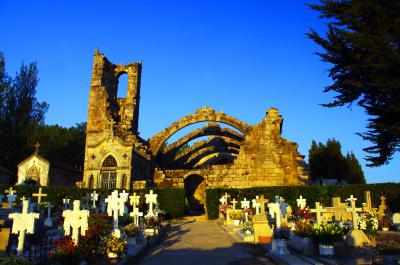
left=307, top=0, right=400, bottom=167
left=345, top=152, right=366, bottom=184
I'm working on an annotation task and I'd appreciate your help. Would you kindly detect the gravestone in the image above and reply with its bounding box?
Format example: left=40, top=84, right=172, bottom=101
left=6, top=194, right=17, bottom=209
left=9, top=199, right=39, bottom=255
left=345, top=195, right=370, bottom=247
left=253, top=195, right=273, bottom=244
left=129, top=193, right=142, bottom=226
left=241, top=198, right=250, bottom=221
left=252, top=196, right=260, bottom=214
left=32, top=187, right=47, bottom=205
left=392, top=213, right=400, bottom=230
left=362, top=191, right=377, bottom=213
left=106, top=190, right=126, bottom=237
left=310, top=202, right=326, bottom=226
left=119, top=190, right=129, bottom=214
left=44, top=202, right=54, bottom=227
left=63, top=200, right=89, bottom=245
left=296, top=195, right=307, bottom=210
left=378, top=196, right=388, bottom=218
left=90, top=191, right=99, bottom=209
left=145, top=190, right=158, bottom=217
left=324, top=197, right=350, bottom=222
left=231, top=198, right=238, bottom=210
left=63, top=198, right=70, bottom=210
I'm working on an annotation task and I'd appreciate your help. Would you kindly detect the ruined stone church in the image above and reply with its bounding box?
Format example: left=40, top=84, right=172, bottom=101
left=81, top=49, right=308, bottom=205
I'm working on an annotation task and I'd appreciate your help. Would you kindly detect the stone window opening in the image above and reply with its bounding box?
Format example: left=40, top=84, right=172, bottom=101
left=117, top=72, right=128, bottom=99
left=101, top=155, right=117, bottom=189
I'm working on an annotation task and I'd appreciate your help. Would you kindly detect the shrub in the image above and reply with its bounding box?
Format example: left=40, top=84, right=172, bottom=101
left=311, top=223, right=345, bottom=244
left=105, top=236, right=126, bottom=255
left=294, top=221, right=313, bottom=238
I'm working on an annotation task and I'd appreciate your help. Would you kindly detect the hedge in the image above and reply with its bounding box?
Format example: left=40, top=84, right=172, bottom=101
left=0, top=185, right=186, bottom=218
left=205, top=183, right=400, bottom=219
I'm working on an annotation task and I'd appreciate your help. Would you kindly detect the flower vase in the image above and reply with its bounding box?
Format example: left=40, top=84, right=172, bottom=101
left=233, top=219, right=240, bottom=226
left=277, top=239, right=289, bottom=255
left=107, top=252, right=118, bottom=259
left=319, top=244, right=334, bottom=256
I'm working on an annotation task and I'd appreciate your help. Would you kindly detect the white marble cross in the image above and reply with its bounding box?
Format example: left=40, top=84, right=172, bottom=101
left=346, top=196, right=362, bottom=230
left=63, top=198, right=70, bottom=209
left=129, top=192, right=140, bottom=209
left=130, top=207, right=144, bottom=226
left=90, top=191, right=99, bottom=209
left=219, top=196, right=227, bottom=205
left=231, top=198, right=238, bottom=210
left=63, top=200, right=89, bottom=245
left=252, top=196, right=260, bottom=214
left=310, top=202, right=326, bottom=226
left=9, top=199, right=39, bottom=255
left=297, top=195, right=307, bottom=210
left=145, top=190, right=158, bottom=217
left=119, top=190, right=129, bottom=214
left=7, top=194, right=17, bottom=209
left=32, top=187, right=47, bottom=205
left=241, top=198, right=251, bottom=221
left=106, top=190, right=126, bottom=236
left=5, top=187, right=16, bottom=195
left=44, top=202, right=54, bottom=227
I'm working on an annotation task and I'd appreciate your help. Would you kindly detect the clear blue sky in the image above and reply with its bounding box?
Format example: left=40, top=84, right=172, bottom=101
left=1, top=0, right=398, bottom=183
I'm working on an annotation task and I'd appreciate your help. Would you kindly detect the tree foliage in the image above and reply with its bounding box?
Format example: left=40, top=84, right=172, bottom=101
left=0, top=52, right=86, bottom=182
left=308, top=139, right=365, bottom=184
left=307, top=0, right=400, bottom=166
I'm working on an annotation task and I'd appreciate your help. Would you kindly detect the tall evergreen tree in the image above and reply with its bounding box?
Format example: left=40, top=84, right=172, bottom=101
left=307, top=0, right=400, bottom=166
left=308, top=138, right=365, bottom=183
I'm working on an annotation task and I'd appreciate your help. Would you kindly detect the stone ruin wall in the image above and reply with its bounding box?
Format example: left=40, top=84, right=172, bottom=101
left=154, top=108, right=308, bottom=189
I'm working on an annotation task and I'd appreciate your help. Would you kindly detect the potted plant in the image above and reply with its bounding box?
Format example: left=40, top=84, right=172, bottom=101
left=294, top=220, right=312, bottom=246
left=311, top=223, right=345, bottom=256
left=123, top=222, right=138, bottom=245
left=379, top=217, right=392, bottom=232
left=358, top=212, right=379, bottom=244
left=241, top=221, right=253, bottom=234
left=144, top=215, right=159, bottom=236
left=105, top=235, right=126, bottom=259
left=273, top=228, right=291, bottom=255
left=229, top=211, right=242, bottom=226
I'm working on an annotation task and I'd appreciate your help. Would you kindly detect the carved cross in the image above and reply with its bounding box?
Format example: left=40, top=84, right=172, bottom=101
left=32, top=187, right=47, bottom=205
left=119, top=190, right=129, bottom=202
left=241, top=198, right=250, bottom=209
left=90, top=191, right=99, bottom=209
left=310, top=202, right=326, bottom=226
left=219, top=196, right=227, bottom=205
left=130, top=206, right=143, bottom=227
left=63, top=200, right=89, bottom=244
left=145, top=190, right=158, bottom=217
left=297, top=195, right=307, bottom=210
left=346, top=197, right=362, bottom=230
left=231, top=198, right=238, bottom=210
left=252, top=196, right=260, bottom=214
left=129, top=192, right=140, bottom=209
left=7, top=194, right=17, bottom=209
left=5, top=187, right=16, bottom=195
left=44, top=202, right=54, bottom=227
left=9, top=199, right=39, bottom=255
left=256, top=195, right=268, bottom=214
left=106, top=190, right=126, bottom=232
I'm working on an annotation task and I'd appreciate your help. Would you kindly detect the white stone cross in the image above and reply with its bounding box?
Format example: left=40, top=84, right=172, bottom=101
left=63, top=198, right=70, bottom=209
left=63, top=200, right=89, bottom=245
left=130, top=207, right=144, bottom=226
left=297, top=195, right=307, bottom=210
left=310, top=202, right=326, bottom=226
left=219, top=196, right=227, bottom=205
left=252, top=196, right=260, bottom=214
left=5, top=187, right=16, bottom=195
left=346, top=195, right=357, bottom=204
left=145, top=190, right=158, bottom=217
left=106, top=190, right=126, bottom=236
left=241, top=198, right=250, bottom=209
left=231, top=198, right=238, bottom=210
left=346, top=196, right=362, bottom=230
left=90, top=191, right=99, bottom=209
left=129, top=192, right=140, bottom=209
left=7, top=194, right=17, bottom=209
left=9, top=199, right=39, bottom=255
left=44, top=202, right=54, bottom=227
left=120, top=190, right=129, bottom=202
left=256, top=195, right=268, bottom=214
left=32, top=187, right=47, bottom=205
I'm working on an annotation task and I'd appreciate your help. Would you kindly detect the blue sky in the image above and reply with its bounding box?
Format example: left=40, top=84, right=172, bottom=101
left=1, top=0, right=398, bottom=183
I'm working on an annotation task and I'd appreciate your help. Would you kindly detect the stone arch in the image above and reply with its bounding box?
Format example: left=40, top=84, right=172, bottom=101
left=184, top=173, right=205, bottom=213
left=149, top=107, right=250, bottom=156
left=100, top=155, right=118, bottom=189
left=185, top=146, right=238, bottom=168
left=116, top=72, right=129, bottom=98
left=192, top=151, right=236, bottom=168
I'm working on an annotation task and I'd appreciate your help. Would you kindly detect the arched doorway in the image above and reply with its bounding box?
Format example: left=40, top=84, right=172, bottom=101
left=26, top=165, right=40, bottom=184
left=184, top=174, right=205, bottom=214
left=100, top=155, right=117, bottom=189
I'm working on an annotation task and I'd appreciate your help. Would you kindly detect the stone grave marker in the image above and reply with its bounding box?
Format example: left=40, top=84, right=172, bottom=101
left=63, top=200, right=89, bottom=245
left=145, top=190, right=158, bottom=217
left=120, top=190, right=129, bottom=214
left=231, top=198, right=238, bottom=210
left=345, top=195, right=370, bottom=247
left=253, top=195, right=273, bottom=244
left=106, top=190, right=126, bottom=237
left=362, top=191, right=377, bottom=213
left=324, top=197, right=350, bottom=222
left=252, top=196, right=260, bottom=214
left=32, top=187, right=47, bottom=205
left=90, top=191, right=99, bottom=209
left=63, top=198, right=70, bottom=210
left=310, top=202, right=326, bottom=226
left=256, top=195, right=268, bottom=215
left=241, top=198, right=250, bottom=221
left=129, top=192, right=142, bottom=226
left=268, top=201, right=283, bottom=229
left=9, top=199, right=39, bottom=255
left=44, top=202, right=54, bottom=227
left=82, top=193, right=92, bottom=208
left=6, top=194, right=17, bottom=209
left=378, top=196, right=388, bottom=218
left=296, top=195, right=307, bottom=210
left=392, top=213, right=400, bottom=230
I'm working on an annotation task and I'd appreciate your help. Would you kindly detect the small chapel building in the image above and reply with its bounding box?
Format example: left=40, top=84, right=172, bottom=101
left=16, top=143, right=82, bottom=186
